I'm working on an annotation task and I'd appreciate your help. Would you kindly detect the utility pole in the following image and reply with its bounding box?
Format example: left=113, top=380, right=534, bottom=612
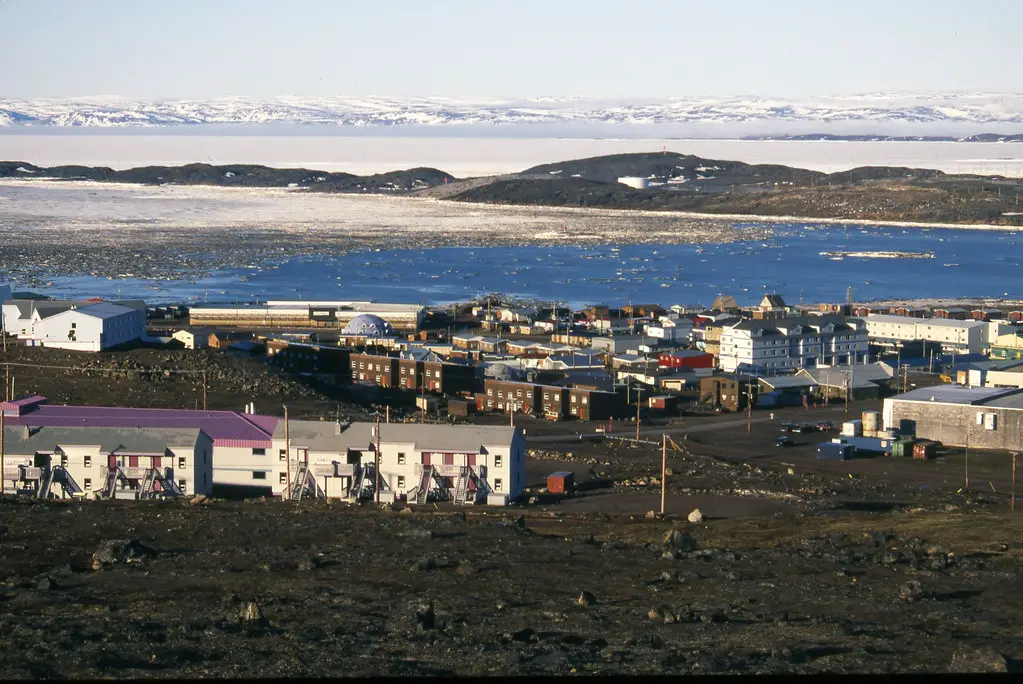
left=964, top=426, right=970, bottom=492
left=202, top=371, right=207, bottom=410
left=1012, top=452, right=1017, bottom=513
left=4, top=365, right=7, bottom=402
left=1, top=406, right=5, bottom=497
left=746, top=377, right=753, bottom=433
left=635, top=386, right=643, bottom=441
left=660, top=432, right=667, bottom=515
left=284, top=405, right=291, bottom=498
left=385, top=405, right=390, bottom=424
left=374, top=415, right=382, bottom=504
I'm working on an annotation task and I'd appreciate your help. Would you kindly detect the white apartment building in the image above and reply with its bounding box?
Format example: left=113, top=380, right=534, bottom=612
left=718, top=315, right=869, bottom=373
left=865, top=314, right=991, bottom=354
left=645, top=317, right=694, bottom=343
left=1, top=425, right=213, bottom=500
left=271, top=421, right=526, bottom=505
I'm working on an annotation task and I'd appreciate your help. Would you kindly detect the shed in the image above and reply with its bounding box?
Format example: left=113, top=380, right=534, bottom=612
left=912, top=439, right=940, bottom=460
left=547, top=471, right=575, bottom=494
left=447, top=399, right=473, bottom=417
left=817, top=442, right=854, bottom=461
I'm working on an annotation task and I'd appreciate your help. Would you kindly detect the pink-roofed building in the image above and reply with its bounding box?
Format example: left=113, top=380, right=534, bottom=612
left=2, top=395, right=280, bottom=494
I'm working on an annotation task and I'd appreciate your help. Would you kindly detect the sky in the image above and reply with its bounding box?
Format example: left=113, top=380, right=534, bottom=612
left=0, top=0, right=1019, bottom=100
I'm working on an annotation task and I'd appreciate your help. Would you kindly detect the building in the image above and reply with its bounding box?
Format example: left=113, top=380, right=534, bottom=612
left=700, top=375, right=756, bottom=412
left=266, top=340, right=352, bottom=383
left=28, top=302, right=146, bottom=352
left=273, top=420, right=526, bottom=503
left=350, top=353, right=400, bottom=387
left=0, top=395, right=276, bottom=496
left=890, top=305, right=926, bottom=318
left=590, top=335, right=656, bottom=355
left=1, top=423, right=212, bottom=500
left=658, top=350, right=714, bottom=370
left=934, top=307, right=969, bottom=320
left=566, top=387, right=625, bottom=421
left=718, top=315, right=869, bottom=373
left=752, top=294, right=789, bottom=320
left=171, top=328, right=213, bottom=349
left=710, top=295, right=741, bottom=314
left=188, top=301, right=425, bottom=332
left=644, top=317, right=693, bottom=342
left=865, top=314, right=991, bottom=355
left=882, top=386, right=1023, bottom=450
left=971, top=308, right=1004, bottom=322
left=990, top=330, right=1023, bottom=361
left=796, top=362, right=896, bottom=400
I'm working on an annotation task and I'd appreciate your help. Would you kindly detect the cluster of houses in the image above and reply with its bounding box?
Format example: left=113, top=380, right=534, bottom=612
left=0, top=394, right=525, bottom=505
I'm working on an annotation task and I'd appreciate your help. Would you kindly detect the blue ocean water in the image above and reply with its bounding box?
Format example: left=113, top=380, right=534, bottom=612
left=35, top=223, right=1023, bottom=308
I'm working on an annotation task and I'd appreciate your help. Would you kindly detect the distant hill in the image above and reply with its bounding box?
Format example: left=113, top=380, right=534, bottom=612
left=0, top=162, right=454, bottom=192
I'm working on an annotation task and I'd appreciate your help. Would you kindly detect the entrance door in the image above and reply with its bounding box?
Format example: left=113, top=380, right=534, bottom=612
left=152, top=456, right=162, bottom=469
left=33, top=454, right=52, bottom=469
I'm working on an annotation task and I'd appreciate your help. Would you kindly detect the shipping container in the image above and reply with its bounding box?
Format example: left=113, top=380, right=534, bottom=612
left=913, top=440, right=940, bottom=460
left=891, top=438, right=916, bottom=458
left=817, top=442, right=854, bottom=461
left=547, top=471, right=575, bottom=494
left=841, top=420, right=863, bottom=437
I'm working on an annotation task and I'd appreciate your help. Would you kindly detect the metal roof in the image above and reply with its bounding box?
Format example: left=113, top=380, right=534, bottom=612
left=890, top=385, right=1015, bottom=405
left=2, top=425, right=205, bottom=455
left=866, top=314, right=987, bottom=329
left=4, top=402, right=277, bottom=447
left=69, top=302, right=138, bottom=320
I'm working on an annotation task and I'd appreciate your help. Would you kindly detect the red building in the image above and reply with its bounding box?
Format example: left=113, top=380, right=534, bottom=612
left=658, top=350, right=714, bottom=370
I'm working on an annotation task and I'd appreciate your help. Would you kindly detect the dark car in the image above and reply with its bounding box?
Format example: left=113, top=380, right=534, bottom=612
left=816, top=421, right=835, bottom=431
left=776, top=436, right=795, bottom=447
left=779, top=421, right=798, bottom=432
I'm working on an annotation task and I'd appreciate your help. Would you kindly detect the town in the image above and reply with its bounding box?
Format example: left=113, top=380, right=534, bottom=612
left=3, top=280, right=1022, bottom=508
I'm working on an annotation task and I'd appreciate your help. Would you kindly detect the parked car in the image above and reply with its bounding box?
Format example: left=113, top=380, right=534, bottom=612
left=816, top=421, right=835, bottom=431
left=779, top=421, right=798, bottom=432
left=775, top=436, right=795, bottom=447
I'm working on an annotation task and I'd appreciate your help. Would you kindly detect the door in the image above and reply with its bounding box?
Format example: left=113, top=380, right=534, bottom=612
left=466, top=454, right=477, bottom=467
left=152, top=456, right=162, bottom=469
left=443, top=453, right=454, bottom=466
left=129, top=456, right=139, bottom=468
left=108, top=454, right=117, bottom=469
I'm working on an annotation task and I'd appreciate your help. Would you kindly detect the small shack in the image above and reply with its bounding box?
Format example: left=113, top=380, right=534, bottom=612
left=912, top=439, right=940, bottom=460
left=546, top=471, right=575, bottom=494
left=817, top=442, right=854, bottom=461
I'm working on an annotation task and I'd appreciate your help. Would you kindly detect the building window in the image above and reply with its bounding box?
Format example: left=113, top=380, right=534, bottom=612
left=526, top=392, right=532, bottom=399
left=582, top=397, right=588, bottom=405
left=397, top=452, right=406, bottom=465
left=84, top=455, right=92, bottom=468
left=178, top=457, right=186, bottom=469
left=279, top=472, right=287, bottom=484
left=279, top=449, right=287, bottom=461
left=495, top=455, right=503, bottom=468
left=253, top=471, right=267, bottom=480
left=253, top=448, right=266, bottom=456
left=180, top=480, right=187, bottom=492
left=487, top=389, right=493, bottom=396
left=84, top=478, right=92, bottom=490
left=571, top=395, right=577, bottom=403
left=495, top=478, right=503, bottom=491
left=398, top=476, right=406, bottom=489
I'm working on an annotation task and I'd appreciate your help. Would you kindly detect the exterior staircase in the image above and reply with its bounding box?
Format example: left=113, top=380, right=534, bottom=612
left=290, top=464, right=309, bottom=501
left=36, top=467, right=54, bottom=499
left=52, top=466, right=84, bottom=498
left=140, top=469, right=158, bottom=498
left=453, top=467, right=470, bottom=505
left=414, top=465, right=435, bottom=504
left=101, top=469, right=120, bottom=499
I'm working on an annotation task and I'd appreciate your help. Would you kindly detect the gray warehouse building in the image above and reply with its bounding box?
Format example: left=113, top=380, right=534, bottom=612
left=882, top=386, right=1023, bottom=450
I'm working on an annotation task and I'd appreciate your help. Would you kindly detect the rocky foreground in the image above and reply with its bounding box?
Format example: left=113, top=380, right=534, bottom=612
left=0, top=496, right=1020, bottom=677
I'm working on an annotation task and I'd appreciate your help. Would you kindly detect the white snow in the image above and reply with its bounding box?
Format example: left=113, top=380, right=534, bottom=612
left=15, top=167, right=35, bottom=173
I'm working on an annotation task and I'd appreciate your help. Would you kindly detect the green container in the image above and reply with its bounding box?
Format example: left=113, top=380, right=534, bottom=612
left=891, top=438, right=915, bottom=458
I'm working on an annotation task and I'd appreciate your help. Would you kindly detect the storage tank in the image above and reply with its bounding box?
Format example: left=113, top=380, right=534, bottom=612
left=861, top=411, right=881, bottom=438
left=617, top=176, right=650, bottom=190
left=841, top=420, right=863, bottom=437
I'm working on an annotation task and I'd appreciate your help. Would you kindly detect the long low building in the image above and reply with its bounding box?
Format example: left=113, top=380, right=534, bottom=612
left=1, top=395, right=524, bottom=504
left=865, top=314, right=1008, bottom=355
left=188, top=301, right=425, bottom=332
left=882, top=385, right=1023, bottom=450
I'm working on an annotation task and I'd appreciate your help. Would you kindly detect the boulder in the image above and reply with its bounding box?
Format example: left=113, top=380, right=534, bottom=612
left=949, top=646, right=1008, bottom=673
left=576, top=591, right=596, bottom=607
left=899, top=580, right=924, bottom=602
left=687, top=508, right=704, bottom=524
left=663, top=529, right=697, bottom=552
left=91, top=539, right=158, bottom=569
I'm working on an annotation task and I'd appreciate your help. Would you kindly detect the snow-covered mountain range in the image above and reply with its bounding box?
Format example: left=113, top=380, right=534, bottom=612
left=3, top=93, right=1023, bottom=128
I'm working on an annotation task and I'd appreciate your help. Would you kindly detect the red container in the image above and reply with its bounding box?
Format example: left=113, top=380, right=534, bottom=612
left=547, top=471, right=575, bottom=494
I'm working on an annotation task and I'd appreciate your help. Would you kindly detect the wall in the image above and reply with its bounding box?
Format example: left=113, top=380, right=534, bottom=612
left=884, top=399, right=1023, bottom=450
left=212, top=444, right=282, bottom=493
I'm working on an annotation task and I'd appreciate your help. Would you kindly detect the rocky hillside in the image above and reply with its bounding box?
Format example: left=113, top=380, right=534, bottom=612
left=0, top=162, right=454, bottom=193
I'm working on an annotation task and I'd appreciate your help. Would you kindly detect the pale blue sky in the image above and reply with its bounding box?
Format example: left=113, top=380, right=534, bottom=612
left=0, top=0, right=1018, bottom=99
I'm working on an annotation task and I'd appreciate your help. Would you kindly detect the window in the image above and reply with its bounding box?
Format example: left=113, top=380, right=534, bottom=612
left=279, top=472, right=288, bottom=484
left=71, top=322, right=77, bottom=329
left=397, top=452, right=406, bottom=465
left=279, top=449, right=287, bottom=461
left=252, top=448, right=266, bottom=456
left=178, top=457, right=186, bottom=469
left=84, top=455, right=92, bottom=468
left=495, top=478, right=503, bottom=491
left=401, top=367, right=406, bottom=375
left=253, top=471, right=267, bottom=480
left=526, top=392, right=532, bottom=399
left=495, top=455, right=503, bottom=468
left=180, top=480, right=187, bottom=492
left=582, top=397, right=588, bottom=405
left=571, top=395, right=577, bottom=403
left=84, top=478, right=92, bottom=490
left=398, top=476, right=406, bottom=489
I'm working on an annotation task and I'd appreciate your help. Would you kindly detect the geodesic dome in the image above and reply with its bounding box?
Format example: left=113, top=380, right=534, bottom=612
left=342, top=314, right=394, bottom=337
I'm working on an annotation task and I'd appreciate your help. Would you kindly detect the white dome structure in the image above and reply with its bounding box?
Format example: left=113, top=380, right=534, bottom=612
left=342, top=313, right=394, bottom=338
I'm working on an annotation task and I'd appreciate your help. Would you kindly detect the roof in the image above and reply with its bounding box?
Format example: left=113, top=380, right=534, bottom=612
left=2, top=425, right=205, bottom=455
left=69, top=302, right=137, bottom=320
left=729, top=314, right=856, bottom=335
left=711, top=295, right=739, bottom=311
left=760, top=375, right=816, bottom=390
left=803, top=363, right=894, bottom=386
left=760, top=294, right=787, bottom=308
left=890, top=385, right=1016, bottom=405
left=3, top=400, right=277, bottom=447
left=866, top=314, right=987, bottom=329
left=274, top=420, right=518, bottom=453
